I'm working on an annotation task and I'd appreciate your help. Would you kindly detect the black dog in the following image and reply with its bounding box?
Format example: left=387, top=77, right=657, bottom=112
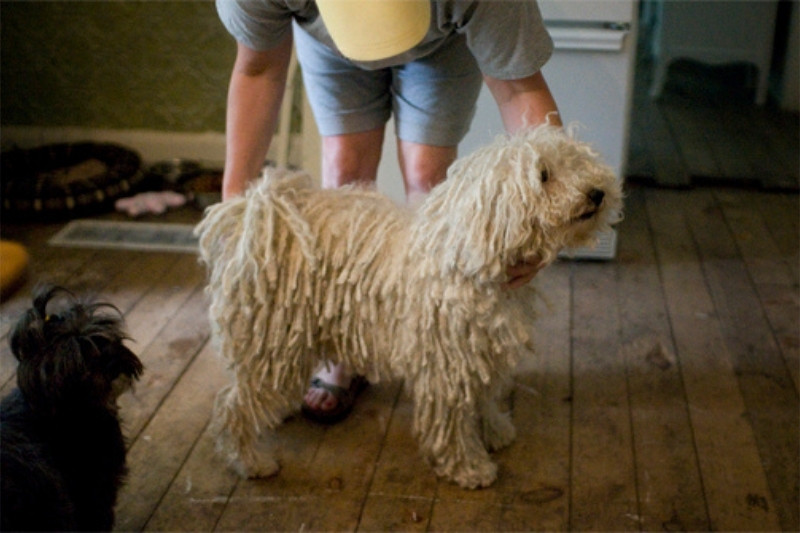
left=1, top=286, right=143, bottom=531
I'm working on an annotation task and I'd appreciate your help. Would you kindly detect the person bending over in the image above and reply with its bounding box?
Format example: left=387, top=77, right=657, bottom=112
left=216, top=0, right=561, bottom=423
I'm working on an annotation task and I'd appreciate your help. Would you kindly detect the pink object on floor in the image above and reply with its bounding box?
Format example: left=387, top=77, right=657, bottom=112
left=115, top=191, right=187, bottom=217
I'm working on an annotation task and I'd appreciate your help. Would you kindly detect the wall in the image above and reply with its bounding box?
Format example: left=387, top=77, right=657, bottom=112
left=778, top=1, right=799, bottom=111
left=2, top=1, right=233, bottom=131
left=1, top=1, right=237, bottom=164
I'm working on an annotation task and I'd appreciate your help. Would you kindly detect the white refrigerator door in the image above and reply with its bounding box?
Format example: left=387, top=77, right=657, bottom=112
left=378, top=20, right=636, bottom=204
left=459, top=24, right=636, bottom=177
left=538, top=0, right=636, bottom=23
left=374, top=5, right=637, bottom=258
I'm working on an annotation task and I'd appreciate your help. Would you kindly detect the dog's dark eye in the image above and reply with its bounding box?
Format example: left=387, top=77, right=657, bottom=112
left=541, top=168, right=550, bottom=183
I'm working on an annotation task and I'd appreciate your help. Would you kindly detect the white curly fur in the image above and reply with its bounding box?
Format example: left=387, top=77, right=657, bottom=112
left=196, top=124, right=622, bottom=488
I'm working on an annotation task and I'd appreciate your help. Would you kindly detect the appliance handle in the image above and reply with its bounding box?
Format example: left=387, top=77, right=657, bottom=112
left=547, top=23, right=631, bottom=52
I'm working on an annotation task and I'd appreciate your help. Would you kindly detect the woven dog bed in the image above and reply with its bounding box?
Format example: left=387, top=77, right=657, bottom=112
left=2, top=142, right=143, bottom=220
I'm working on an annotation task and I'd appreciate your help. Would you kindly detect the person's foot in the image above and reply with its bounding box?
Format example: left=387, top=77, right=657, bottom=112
left=301, top=364, right=367, bottom=424
left=304, top=364, right=350, bottom=411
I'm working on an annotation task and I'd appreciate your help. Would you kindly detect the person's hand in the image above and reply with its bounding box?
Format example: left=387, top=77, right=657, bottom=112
left=504, top=256, right=546, bottom=289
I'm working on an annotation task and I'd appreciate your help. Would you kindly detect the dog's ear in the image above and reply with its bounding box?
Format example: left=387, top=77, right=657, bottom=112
left=8, top=307, right=45, bottom=364
left=9, top=284, right=71, bottom=363
left=104, top=343, right=144, bottom=382
left=414, top=135, right=549, bottom=283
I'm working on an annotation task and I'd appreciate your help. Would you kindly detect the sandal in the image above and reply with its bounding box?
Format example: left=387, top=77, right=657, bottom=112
left=301, top=375, right=368, bottom=425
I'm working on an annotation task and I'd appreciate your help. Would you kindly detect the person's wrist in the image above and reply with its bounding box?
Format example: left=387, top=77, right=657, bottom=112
left=503, top=257, right=545, bottom=289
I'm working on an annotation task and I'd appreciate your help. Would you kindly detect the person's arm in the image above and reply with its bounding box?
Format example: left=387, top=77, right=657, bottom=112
left=483, top=70, right=562, bottom=133
left=222, top=35, right=294, bottom=201
left=484, top=70, right=561, bottom=288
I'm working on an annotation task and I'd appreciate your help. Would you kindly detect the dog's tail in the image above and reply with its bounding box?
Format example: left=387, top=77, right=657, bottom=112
left=195, top=168, right=318, bottom=283
left=195, top=169, right=320, bottom=383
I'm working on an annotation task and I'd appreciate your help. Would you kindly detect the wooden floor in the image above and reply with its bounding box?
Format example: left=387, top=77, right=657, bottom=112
left=627, top=55, right=800, bottom=191
left=0, top=184, right=797, bottom=531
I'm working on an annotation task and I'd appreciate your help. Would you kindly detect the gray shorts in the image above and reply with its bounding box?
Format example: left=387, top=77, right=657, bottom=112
left=294, top=25, right=484, bottom=147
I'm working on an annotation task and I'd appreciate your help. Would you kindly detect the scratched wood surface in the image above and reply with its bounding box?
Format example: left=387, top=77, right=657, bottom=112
left=0, top=185, right=797, bottom=531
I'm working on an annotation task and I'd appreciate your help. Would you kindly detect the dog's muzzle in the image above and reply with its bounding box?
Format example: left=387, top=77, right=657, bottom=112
left=575, top=188, right=606, bottom=221
left=588, top=189, right=605, bottom=207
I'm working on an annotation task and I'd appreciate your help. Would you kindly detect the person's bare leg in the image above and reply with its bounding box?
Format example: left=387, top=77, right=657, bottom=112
left=397, top=139, right=456, bottom=204
left=304, top=135, right=457, bottom=416
left=320, top=128, right=384, bottom=188
left=303, top=128, right=384, bottom=414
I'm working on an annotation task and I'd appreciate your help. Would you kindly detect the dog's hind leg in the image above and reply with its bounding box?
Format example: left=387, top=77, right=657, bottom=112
left=479, top=397, right=517, bottom=452
left=212, top=383, right=282, bottom=479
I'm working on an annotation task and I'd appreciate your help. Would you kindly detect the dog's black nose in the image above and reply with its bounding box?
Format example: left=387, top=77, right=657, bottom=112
left=588, top=189, right=605, bottom=207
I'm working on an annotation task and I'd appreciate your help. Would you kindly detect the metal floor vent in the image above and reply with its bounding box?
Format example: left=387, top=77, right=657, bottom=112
left=559, top=230, right=618, bottom=261
left=50, top=219, right=616, bottom=259
left=49, top=220, right=198, bottom=253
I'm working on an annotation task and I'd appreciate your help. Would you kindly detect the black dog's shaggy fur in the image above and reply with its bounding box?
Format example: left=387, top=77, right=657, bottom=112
left=0, top=286, right=143, bottom=531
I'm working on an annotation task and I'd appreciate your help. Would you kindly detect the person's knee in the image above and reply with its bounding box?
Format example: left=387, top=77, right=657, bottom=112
left=322, top=131, right=384, bottom=188
left=400, top=143, right=456, bottom=200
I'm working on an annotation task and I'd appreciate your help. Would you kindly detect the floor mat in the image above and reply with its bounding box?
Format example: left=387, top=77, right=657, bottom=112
left=49, top=219, right=198, bottom=253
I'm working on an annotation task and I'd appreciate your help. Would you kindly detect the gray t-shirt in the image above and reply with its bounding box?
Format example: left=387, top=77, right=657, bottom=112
left=216, top=0, right=554, bottom=80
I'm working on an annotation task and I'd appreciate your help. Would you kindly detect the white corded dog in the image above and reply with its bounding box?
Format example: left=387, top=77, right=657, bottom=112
left=196, top=124, right=622, bottom=488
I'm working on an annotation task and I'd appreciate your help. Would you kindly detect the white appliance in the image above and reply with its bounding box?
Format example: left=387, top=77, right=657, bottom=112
left=376, top=0, right=637, bottom=260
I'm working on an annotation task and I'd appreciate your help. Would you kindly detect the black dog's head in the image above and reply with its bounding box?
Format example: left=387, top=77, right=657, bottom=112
left=9, top=285, right=143, bottom=416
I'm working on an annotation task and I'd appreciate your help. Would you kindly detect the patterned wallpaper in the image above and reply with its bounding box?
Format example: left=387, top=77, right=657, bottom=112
left=1, top=2, right=236, bottom=132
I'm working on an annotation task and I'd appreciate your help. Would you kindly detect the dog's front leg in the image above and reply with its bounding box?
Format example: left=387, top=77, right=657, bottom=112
left=212, top=383, right=281, bottom=479
left=413, top=384, right=498, bottom=489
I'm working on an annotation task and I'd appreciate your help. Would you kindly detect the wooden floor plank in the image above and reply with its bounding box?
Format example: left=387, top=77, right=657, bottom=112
left=683, top=190, right=799, bottom=531
left=616, top=188, right=709, bottom=530
left=114, top=341, right=228, bottom=532
left=215, top=377, right=398, bottom=530
left=220, top=494, right=363, bottom=532
left=569, top=261, right=638, bottom=531
left=496, top=261, right=573, bottom=531
left=753, top=193, right=800, bottom=280
left=0, top=243, right=97, bottom=335
left=712, top=101, right=780, bottom=182
left=121, top=284, right=212, bottom=441
left=633, top=87, right=691, bottom=187
left=659, top=97, right=720, bottom=178
left=748, top=106, right=800, bottom=187
left=143, top=422, right=239, bottom=532
left=359, top=382, right=438, bottom=531
left=208, top=413, right=331, bottom=530
left=726, top=106, right=797, bottom=187
left=120, top=254, right=204, bottom=355
left=96, top=251, right=181, bottom=317
left=699, top=103, right=752, bottom=182
left=428, top=498, right=504, bottom=531
left=716, top=189, right=800, bottom=392
left=628, top=53, right=798, bottom=189
left=358, top=493, right=432, bottom=532
left=646, top=190, right=783, bottom=531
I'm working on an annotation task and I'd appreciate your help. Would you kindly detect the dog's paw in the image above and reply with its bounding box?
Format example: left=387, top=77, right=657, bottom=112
left=482, top=413, right=517, bottom=452
left=230, top=453, right=280, bottom=479
left=450, top=459, right=498, bottom=489
left=216, top=435, right=280, bottom=479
